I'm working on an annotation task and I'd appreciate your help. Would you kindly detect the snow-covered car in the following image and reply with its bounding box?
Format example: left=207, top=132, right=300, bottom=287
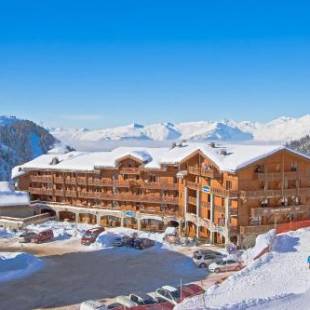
left=111, top=237, right=124, bottom=247
left=208, top=259, right=242, bottom=273
left=193, top=249, right=225, bottom=259
left=80, top=300, right=107, bottom=310
left=114, top=293, right=145, bottom=307
left=193, top=252, right=222, bottom=268
left=81, top=227, right=104, bottom=245
left=31, top=229, right=54, bottom=243
left=18, top=231, right=37, bottom=243
left=133, top=238, right=155, bottom=250
left=153, top=284, right=204, bottom=306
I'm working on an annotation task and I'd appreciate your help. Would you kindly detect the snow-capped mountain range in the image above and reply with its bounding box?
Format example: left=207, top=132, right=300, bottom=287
left=50, top=115, right=310, bottom=148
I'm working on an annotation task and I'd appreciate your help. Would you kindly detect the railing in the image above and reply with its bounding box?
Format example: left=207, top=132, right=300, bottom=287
left=240, top=188, right=302, bottom=199
left=188, top=196, right=197, bottom=205
left=54, top=177, right=65, bottom=184
left=188, top=166, right=221, bottom=178
left=29, top=187, right=54, bottom=195
left=186, top=181, right=199, bottom=190
left=211, top=187, right=239, bottom=198
left=100, top=193, right=178, bottom=204
left=119, top=167, right=140, bottom=174
left=65, top=190, right=77, bottom=198
left=78, top=191, right=102, bottom=199
left=30, top=175, right=53, bottom=183
left=257, top=171, right=309, bottom=181
left=65, top=178, right=77, bottom=185
left=54, top=189, right=65, bottom=196
left=251, top=204, right=310, bottom=217
left=77, top=177, right=87, bottom=185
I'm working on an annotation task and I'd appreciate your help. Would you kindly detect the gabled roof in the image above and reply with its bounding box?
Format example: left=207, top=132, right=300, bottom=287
left=12, top=143, right=310, bottom=178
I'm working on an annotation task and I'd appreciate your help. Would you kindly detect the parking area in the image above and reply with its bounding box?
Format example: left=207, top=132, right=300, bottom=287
left=0, top=243, right=208, bottom=310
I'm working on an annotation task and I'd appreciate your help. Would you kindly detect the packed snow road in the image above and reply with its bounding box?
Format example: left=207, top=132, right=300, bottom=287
left=0, top=241, right=207, bottom=310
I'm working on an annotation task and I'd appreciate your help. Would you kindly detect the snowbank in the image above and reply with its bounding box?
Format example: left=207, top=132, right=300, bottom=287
left=0, top=227, right=15, bottom=239
left=26, top=220, right=95, bottom=241
left=0, top=252, right=43, bottom=283
left=177, top=228, right=310, bottom=310
left=91, top=227, right=164, bottom=249
left=242, top=229, right=276, bottom=263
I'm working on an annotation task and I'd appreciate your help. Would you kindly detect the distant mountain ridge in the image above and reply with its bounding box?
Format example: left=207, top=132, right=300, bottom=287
left=49, top=115, right=310, bottom=147
left=0, top=116, right=59, bottom=180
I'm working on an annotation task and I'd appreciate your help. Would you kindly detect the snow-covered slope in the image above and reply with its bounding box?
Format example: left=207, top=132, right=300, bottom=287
left=177, top=228, right=310, bottom=310
left=0, top=116, right=60, bottom=180
left=50, top=115, right=310, bottom=149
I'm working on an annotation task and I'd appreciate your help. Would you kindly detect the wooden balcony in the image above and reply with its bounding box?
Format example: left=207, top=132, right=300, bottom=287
left=77, top=177, right=87, bottom=185
left=54, top=189, right=65, bottom=196
left=54, top=177, right=65, bottom=184
left=65, top=178, right=77, bottom=185
left=119, top=167, right=140, bottom=174
left=214, top=205, right=225, bottom=214
left=30, top=175, right=53, bottom=183
left=257, top=171, right=310, bottom=181
left=188, top=196, right=197, bottom=205
left=239, top=188, right=303, bottom=199
left=186, top=181, right=200, bottom=191
left=78, top=191, right=102, bottom=199
left=99, top=193, right=178, bottom=205
left=188, top=166, right=221, bottom=178
left=251, top=204, right=310, bottom=217
left=211, top=187, right=239, bottom=198
left=29, top=187, right=53, bottom=195
left=65, top=190, right=77, bottom=198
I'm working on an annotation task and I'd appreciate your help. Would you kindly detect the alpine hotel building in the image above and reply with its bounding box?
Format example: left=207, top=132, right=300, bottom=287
left=13, top=143, right=310, bottom=247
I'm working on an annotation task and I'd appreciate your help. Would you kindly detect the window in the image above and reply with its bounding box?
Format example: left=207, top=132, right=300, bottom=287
left=291, top=162, right=298, bottom=172
left=225, top=180, right=232, bottom=190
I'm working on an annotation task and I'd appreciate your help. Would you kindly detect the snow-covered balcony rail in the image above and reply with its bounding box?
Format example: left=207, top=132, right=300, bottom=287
left=240, top=188, right=310, bottom=200
left=257, top=170, right=310, bottom=181
left=29, top=187, right=53, bottom=195
left=30, top=175, right=53, bottom=183
left=251, top=204, right=310, bottom=217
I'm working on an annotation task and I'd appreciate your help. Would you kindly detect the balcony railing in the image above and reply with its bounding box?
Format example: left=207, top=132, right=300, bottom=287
left=251, top=204, right=310, bottom=217
left=186, top=181, right=200, bottom=191
left=188, top=166, right=221, bottom=178
left=77, top=177, right=87, bottom=185
left=257, top=171, right=310, bottom=181
left=119, top=167, right=140, bottom=174
left=65, top=178, right=77, bottom=185
left=29, top=187, right=53, bottom=195
left=211, top=187, right=239, bottom=198
left=65, top=190, right=77, bottom=198
left=54, top=177, right=65, bottom=184
left=240, top=188, right=303, bottom=199
left=30, top=175, right=53, bottom=183
left=188, top=196, right=197, bottom=205
left=54, top=189, right=65, bottom=196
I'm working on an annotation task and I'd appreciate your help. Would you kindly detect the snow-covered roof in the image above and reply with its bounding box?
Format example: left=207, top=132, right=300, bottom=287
left=11, top=143, right=310, bottom=178
left=0, top=182, right=30, bottom=207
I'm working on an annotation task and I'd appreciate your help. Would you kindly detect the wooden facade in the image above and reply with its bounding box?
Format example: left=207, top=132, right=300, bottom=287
left=16, top=148, right=310, bottom=247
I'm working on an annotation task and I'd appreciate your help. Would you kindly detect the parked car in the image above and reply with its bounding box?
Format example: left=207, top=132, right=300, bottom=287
left=31, top=229, right=54, bottom=244
left=112, top=237, right=124, bottom=247
left=193, top=252, right=223, bottom=268
left=208, top=259, right=242, bottom=273
left=18, top=231, right=38, bottom=243
left=133, top=238, right=155, bottom=250
left=193, top=249, right=225, bottom=260
left=80, top=300, right=107, bottom=310
left=153, top=284, right=204, bottom=306
left=81, top=227, right=105, bottom=245
left=115, top=294, right=144, bottom=308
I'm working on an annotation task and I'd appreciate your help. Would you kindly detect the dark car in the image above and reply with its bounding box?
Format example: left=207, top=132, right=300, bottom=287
left=133, top=238, right=155, bottom=250
left=81, top=227, right=105, bottom=245
left=31, top=229, right=54, bottom=244
left=193, top=249, right=225, bottom=259
left=18, top=231, right=38, bottom=243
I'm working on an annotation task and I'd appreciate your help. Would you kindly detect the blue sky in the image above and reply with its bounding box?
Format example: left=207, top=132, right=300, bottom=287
left=0, top=1, right=310, bottom=128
